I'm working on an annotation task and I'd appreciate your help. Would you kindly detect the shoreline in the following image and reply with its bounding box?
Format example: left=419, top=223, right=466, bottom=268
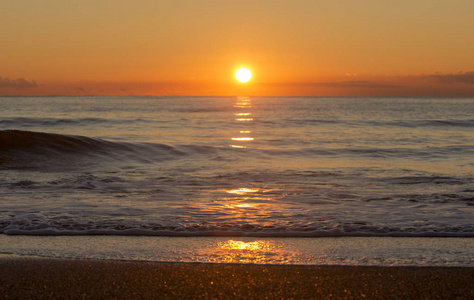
left=1, top=258, right=473, bottom=299
left=1, top=235, right=473, bottom=267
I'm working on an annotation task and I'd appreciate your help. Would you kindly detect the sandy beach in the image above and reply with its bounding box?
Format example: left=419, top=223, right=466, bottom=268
left=1, top=258, right=473, bottom=299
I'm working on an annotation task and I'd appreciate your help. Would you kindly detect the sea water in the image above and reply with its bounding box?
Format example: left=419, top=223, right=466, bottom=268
left=1, top=96, right=473, bottom=265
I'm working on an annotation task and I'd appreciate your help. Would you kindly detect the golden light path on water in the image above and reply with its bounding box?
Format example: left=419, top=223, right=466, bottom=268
left=230, top=96, right=254, bottom=149
left=186, top=158, right=287, bottom=236
left=222, top=97, right=282, bottom=263
left=189, top=96, right=294, bottom=264
left=226, top=188, right=260, bottom=195
left=219, top=187, right=284, bottom=211
left=233, top=97, right=251, bottom=108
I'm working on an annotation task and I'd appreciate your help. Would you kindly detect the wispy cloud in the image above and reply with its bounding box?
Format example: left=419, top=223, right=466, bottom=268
left=261, top=73, right=474, bottom=97
left=310, top=80, right=400, bottom=89
left=430, top=71, right=474, bottom=84
left=277, top=80, right=400, bottom=89
left=0, top=76, right=38, bottom=89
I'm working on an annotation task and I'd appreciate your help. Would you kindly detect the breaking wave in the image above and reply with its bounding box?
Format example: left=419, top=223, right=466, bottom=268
left=0, top=130, right=222, bottom=167
left=2, top=221, right=473, bottom=237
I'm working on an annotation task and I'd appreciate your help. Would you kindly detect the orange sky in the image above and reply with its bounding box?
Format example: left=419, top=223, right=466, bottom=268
left=1, top=0, right=474, bottom=96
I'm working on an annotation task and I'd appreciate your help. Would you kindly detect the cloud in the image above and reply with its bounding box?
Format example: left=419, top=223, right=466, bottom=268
left=0, top=76, right=38, bottom=89
left=430, top=71, right=474, bottom=84
left=315, top=80, right=399, bottom=89
left=284, top=80, right=400, bottom=89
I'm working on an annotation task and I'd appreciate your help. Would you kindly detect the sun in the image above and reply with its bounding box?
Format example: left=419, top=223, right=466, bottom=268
left=235, top=68, right=252, bottom=83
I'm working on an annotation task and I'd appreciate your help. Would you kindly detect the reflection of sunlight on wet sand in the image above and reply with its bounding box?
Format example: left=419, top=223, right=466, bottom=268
left=221, top=240, right=272, bottom=251
left=188, top=239, right=287, bottom=264
left=210, top=239, right=289, bottom=264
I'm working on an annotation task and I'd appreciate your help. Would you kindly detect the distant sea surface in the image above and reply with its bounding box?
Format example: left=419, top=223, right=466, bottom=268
left=1, top=96, right=473, bottom=238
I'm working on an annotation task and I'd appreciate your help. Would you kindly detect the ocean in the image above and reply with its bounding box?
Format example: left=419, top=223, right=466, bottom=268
left=1, top=96, right=473, bottom=266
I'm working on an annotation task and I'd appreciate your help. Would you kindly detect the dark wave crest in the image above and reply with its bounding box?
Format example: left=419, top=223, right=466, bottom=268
left=262, top=145, right=474, bottom=159
left=2, top=220, right=473, bottom=237
left=285, top=118, right=474, bottom=128
left=0, top=117, right=158, bottom=128
left=0, top=130, right=189, bottom=168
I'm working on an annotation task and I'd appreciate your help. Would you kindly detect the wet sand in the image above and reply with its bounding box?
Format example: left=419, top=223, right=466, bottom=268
left=1, top=258, right=473, bottom=299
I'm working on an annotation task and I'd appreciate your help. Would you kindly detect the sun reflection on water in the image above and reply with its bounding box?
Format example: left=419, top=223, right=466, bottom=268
left=233, top=97, right=252, bottom=108
left=234, top=203, right=254, bottom=208
left=230, top=96, right=254, bottom=149
left=231, top=137, right=254, bottom=141
left=226, top=188, right=259, bottom=195
left=219, top=187, right=281, bottom=211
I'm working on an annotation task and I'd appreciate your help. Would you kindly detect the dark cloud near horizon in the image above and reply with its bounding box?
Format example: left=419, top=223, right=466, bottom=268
left=314, top=80, right=400, bottom=89
left=281, top=80, right=400, bottom=89
left=431, top=71, right=474, bottom=84
left=0, top=76, right=38, bottom=89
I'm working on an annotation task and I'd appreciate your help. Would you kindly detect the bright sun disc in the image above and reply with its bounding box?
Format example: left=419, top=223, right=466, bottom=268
left=235, top=68, right=252, bottom=83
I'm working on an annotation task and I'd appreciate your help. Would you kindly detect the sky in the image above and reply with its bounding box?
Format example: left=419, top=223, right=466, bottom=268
left=1, top=0, right=474, bottom=97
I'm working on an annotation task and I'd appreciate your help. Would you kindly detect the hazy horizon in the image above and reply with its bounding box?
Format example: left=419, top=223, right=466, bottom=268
left=2, top=0, right=474, bottom=97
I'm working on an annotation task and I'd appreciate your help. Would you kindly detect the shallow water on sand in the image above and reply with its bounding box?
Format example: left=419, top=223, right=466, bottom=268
left=1, top=236, right=473, bottom=267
